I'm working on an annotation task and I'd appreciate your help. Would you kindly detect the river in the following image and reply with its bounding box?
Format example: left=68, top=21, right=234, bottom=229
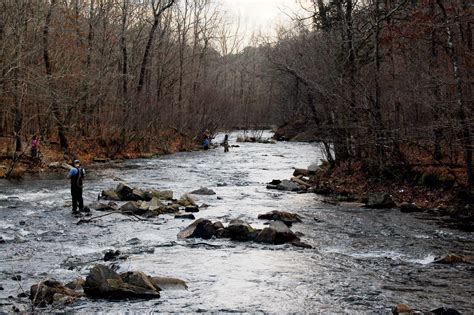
left=1, top=132, right=473, bottom=313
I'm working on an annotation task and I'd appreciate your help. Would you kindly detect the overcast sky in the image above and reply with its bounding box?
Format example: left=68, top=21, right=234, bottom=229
left=218, top=0, right=305, bottom=45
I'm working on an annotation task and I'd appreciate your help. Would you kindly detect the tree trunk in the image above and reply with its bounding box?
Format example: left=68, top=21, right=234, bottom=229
left=437, top=1, right=473, bottom=185
left=43, top=0, right=68, bottom=151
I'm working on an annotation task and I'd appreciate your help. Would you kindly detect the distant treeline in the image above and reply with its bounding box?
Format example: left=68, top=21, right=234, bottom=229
left=0, top=0, right=280, bottom=157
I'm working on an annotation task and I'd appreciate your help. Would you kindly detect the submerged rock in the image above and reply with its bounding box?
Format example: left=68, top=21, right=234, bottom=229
left=399, top=202, right=423, bottom=213
left=430, top=307, right=461, bottom=315
left=175, top=213, right=196, bottom=220
left=190, top=187, right=216, bottom=195
left=91, top=201, right=117, bottom=211
left=258, top=210, right=302, bottom=226
left=365, top=192, right=396, bottom=209
left=150, top=277, right=188, bottom=290
left=185, top=205, right=199, bottom=213
left=392, top=303, right=412, bottom=315
left=433, top=254, right=471, bottom=264
left=83, top=265, right=160, bottom=300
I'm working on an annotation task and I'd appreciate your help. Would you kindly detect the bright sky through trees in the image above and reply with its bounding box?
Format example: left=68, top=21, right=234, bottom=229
left=220, top=0, right=304, bottom=44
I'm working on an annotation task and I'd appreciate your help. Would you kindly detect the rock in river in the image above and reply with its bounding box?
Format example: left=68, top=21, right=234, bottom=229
left=101, top=190, right=121, bottom=201
left=365, top=192, right=396, bottom=209
left=119, top=201, right=148, bottom=215
left=83, top=265, right=160, bottom=300
left=226, top=219, right=257, bottom=241
left=30, top=280, right=82, bottom=306
left=433, top=254, right=471, bottom=264
left=190, top=187, right=216, bottom=195
left=175, top=212, right=196, bottom=220
left=267, top=179, right=300, bottom=192
left=116, top=182, right=134, bottom=200
left=399, top=202, right=422, bottom=213
left=178, top=218, right=216, bottom=239
left=150, top=277, right=188, bottom=290
left=256, top=221, right=300, bottom=245
left=178, top=193, right=197, bottom=207
left=258, top=210, right=302, bottom=226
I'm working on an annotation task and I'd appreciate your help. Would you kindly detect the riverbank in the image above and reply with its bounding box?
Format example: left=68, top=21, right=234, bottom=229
left=0, top=128, right=199, bottom=179
left=308, top=160, right=474, bottom=231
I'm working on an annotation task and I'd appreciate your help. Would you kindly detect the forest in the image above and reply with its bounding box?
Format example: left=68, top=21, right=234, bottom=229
left=0, top=0, right=473, bottom=188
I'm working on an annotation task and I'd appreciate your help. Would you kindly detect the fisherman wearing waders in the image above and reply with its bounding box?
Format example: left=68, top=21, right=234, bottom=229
left=67, top=160, right=85, bottom=215
left=222, top=134, right=230, bottom=152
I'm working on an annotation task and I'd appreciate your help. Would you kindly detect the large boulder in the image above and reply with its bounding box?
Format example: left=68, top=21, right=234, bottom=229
left=365, top=192, right=396, bottom=209
left=226, top=219, right=257, bottom=241
left=83, top=265, right=160, bottom=300
left=190, top=187, right=216, bottom=195
left=255, top=221, right=299, bottom=245
left=30, top=280, right=82, bottom=306
left=177, top=218, right=216, bottom=239
left=258, top=210, right=302, bottom=226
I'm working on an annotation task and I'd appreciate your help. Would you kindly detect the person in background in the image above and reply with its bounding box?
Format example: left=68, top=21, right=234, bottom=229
left=222, top=134, right=230, bottom=153
left=31, top=135, right=39, bottom=158
left=67, top=159, right=85, bottom=215
left=203, top=137, right=210, bottom=150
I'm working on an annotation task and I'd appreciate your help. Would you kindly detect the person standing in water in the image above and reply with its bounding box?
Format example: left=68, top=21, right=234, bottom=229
left=67, top=160, right=85, bottom=215
left=222, top=134, right=230, bottom=153
left=203, top=137, right=210, bottom=150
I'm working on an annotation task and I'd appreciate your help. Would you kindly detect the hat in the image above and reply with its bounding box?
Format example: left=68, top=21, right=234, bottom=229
left=74, top=159, right=80, bottom=165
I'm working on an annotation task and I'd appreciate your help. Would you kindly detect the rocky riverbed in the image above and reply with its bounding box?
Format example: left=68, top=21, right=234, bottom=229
left=0, top=132, right=473, bottom=313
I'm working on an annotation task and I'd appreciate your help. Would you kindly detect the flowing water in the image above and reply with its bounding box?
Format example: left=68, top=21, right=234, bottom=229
left=1, top=133, right=473, bottom=313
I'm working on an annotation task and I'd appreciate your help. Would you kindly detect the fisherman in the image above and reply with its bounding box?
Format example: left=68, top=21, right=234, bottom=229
left=203, top=137, right=210, bottom=150
left=31, top=135, right=39, bottom=158
left=222, top=134, right=230, bottom=153
left=67, top=159, right=85, bottom=215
